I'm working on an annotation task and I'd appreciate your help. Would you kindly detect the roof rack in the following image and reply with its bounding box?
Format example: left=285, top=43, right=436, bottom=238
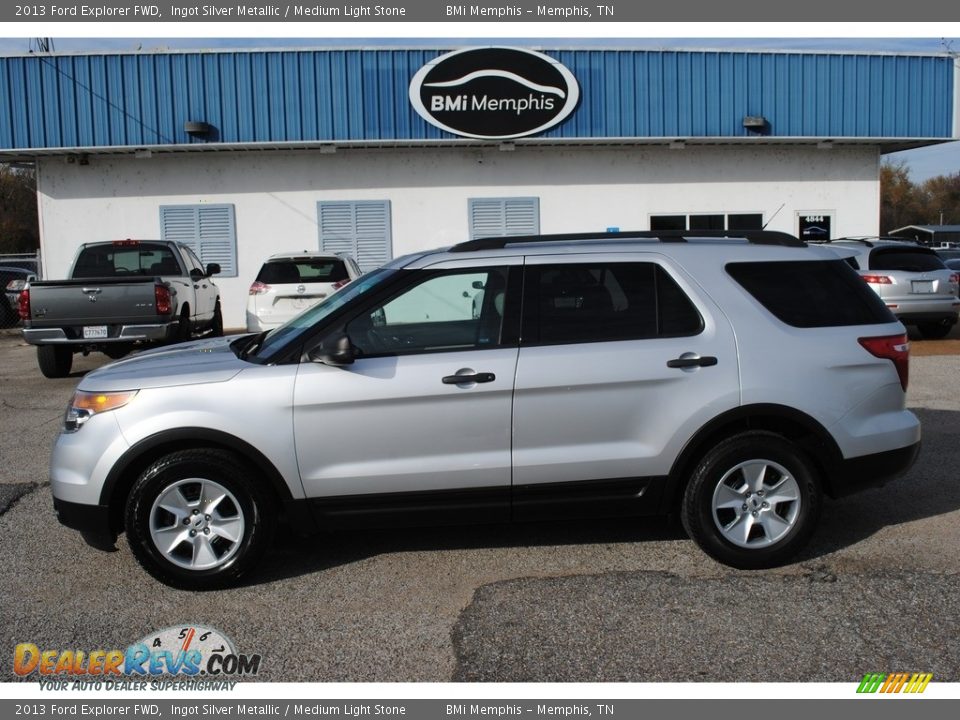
left=449, top=229, right=805, bottom=253
left=821, top=236, right=918, bottom=248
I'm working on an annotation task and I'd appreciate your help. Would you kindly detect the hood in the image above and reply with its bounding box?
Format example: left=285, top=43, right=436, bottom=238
left=79, top=336, right=248, bottom=392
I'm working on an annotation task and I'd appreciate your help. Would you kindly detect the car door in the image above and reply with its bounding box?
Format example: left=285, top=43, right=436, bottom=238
left=181, top=246, right=216, bottom=322
left=511, top=253, right=740, bottom=520
left=292, top=258, right=521, bottom=526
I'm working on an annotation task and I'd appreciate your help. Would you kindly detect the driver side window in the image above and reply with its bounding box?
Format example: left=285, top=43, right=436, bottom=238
left=346, top=267, right=510, bottom=357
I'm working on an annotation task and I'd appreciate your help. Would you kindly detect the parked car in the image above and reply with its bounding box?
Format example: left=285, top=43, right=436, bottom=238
left=49, top=230, right=920, bottom=589
left=820, top=237, right=960, bottom=339
left=246, top=252, right=361, bottom=332
left=1, top=266, right=35, bottom=328
left=20, top=240, right=222, bottom=378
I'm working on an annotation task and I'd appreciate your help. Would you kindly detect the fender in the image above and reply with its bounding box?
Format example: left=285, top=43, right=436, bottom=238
left=99, top=427, right=315, bottom=534
left=662, top=403, right=845, bottom=513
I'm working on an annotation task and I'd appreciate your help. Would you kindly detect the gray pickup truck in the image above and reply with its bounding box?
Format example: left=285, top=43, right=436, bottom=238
left=20, top=240, right=222, bottom=377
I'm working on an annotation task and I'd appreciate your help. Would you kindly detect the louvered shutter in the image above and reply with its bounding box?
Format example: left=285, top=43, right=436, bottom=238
left=317, top=200, right=392, bottom=272
left=159, top=204, right=238, bottom=277
left=469, top=198, right=540, bottom=239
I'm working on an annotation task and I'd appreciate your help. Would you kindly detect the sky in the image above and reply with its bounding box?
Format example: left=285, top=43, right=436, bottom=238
left=1, top=34, right=958, bottom=181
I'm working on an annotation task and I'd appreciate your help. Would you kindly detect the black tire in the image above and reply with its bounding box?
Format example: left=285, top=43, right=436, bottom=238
left=210, top=301, right=224, bottom=337
left=124, top=449, right=275, bottom=590
left=176, top=307, right=192, bottom=342
left=37, top=345, right=73, bottom=378
left=681, top=432, right=822, bottom=569
left=917, top=321, right=952, bottom=340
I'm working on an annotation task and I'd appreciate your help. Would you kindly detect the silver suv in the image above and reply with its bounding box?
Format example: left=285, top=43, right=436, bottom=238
left=50, top=230, right=921, bottom=589
left=822, top=237, right=960, bottom=338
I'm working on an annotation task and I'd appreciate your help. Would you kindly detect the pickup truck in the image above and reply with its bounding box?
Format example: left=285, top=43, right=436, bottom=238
left=20, top=240, right=222, bottom=378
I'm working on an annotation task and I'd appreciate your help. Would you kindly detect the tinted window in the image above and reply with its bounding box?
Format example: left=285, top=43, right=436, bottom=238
left=346, top=268, right=510, bottom=356
left=257, top=260, right=349, bottom=284
left=530, top=263, right=702, bottom=344
left=72, top=243, right=181, bottom=278
left=870, top=248, right=946, bottom=272
left=727, top=260, right=894, bottom=328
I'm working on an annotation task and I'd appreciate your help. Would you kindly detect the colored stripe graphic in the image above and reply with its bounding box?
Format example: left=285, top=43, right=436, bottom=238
left=857, top=672, right=931, bottom=693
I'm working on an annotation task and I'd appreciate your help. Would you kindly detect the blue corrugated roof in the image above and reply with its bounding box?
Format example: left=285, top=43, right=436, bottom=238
left=0, top=48, right=954, bottom=151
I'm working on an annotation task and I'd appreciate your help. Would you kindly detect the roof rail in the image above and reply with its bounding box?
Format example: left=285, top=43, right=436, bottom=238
left=449, top=229, right=805, bottom=253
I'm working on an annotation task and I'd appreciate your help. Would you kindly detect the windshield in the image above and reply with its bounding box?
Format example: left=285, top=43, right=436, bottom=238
left=248, top=267, right=397, bottom=361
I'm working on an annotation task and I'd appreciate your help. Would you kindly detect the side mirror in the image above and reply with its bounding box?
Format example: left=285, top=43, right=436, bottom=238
left=471, top=280, right=485, bottom=290
left=189, top=268, right=204, bottom=282
left=205, top=263, right=221, bottom=276
left=307, top=334, right=355, bottom=367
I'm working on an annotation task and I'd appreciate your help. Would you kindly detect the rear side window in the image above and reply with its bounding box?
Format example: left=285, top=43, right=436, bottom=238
left=727, top=260, right=894, bottom=327
left=870, top=248, right=946, bottom=272
left=528, top=263, right=703, bottom=345
left=257, top=260, right=349, bottom=284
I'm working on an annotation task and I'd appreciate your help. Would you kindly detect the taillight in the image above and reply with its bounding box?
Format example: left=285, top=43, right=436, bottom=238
left=249, top=281, right=271, bottom=295
left=859, top=334, right=910, bottom=392
left=17, top=288, right=30, bottom=320
left=154, top=284, right=172, bottom=315
left=332, top=278, right=351, bottom=291
left=950, top=273, right=959, bottom=285
left=862, top=274, right=893, bottom=285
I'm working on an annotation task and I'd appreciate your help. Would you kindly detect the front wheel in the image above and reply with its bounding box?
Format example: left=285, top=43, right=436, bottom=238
left=210, top=301, right=224, bottom=337
left=124, top=449, right=274, bottom=589
left=681, top=432, right=822, bottom=569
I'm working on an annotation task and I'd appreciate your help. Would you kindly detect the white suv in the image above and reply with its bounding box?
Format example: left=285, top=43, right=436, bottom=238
left=50, top=230, right=920, bottom=589
left=246, top=252, right=361, bottom=332
left=821, top=238, right=960, bottom=338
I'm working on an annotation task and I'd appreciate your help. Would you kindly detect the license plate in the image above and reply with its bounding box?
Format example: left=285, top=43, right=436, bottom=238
left=82, top=325, right=108, bottom=339
left=911, top=281, right=934, bottom=294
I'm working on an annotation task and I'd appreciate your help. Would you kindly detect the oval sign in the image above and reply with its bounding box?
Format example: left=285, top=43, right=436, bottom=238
left=409, top=47, right=580, bottom=140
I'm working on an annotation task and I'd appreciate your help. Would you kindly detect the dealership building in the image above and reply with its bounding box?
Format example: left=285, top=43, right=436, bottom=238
left=0, top=45, right=957, bottom=327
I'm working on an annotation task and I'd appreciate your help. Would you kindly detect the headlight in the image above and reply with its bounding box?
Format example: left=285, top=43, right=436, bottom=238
left=63, top=390, right=137, bottom=433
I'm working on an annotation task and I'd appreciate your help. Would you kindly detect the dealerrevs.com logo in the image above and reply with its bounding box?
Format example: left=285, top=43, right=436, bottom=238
left=14, top=625, right=260, bottom=691
left=409, top=47, right=580, bottom=139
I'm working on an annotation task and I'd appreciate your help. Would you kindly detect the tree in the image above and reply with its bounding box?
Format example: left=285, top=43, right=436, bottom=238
left=0, top=164, right=39, bottom=254
left=879, top=160, right=924, bottom=234
left=920, top=172, right=960, bottom=226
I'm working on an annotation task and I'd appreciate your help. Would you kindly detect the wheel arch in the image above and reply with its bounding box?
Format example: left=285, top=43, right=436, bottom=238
left=99, top=428, right=314, bottom=536
left=663, top=404, right=844, bottom=514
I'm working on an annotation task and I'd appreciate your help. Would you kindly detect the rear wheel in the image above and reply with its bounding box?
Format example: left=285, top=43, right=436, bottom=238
left=124, top=449, right=274, bottom=590
left=176, top=307, right=192, bottom=342
left=681, top=432, right=822, bottom=569
left=917, top=321, right=952, bottom=340
left=37, top=345, right=73, bottom=378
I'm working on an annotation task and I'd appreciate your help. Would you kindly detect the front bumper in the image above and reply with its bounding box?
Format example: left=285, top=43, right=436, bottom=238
left=53, top=497, right=117, bottom=551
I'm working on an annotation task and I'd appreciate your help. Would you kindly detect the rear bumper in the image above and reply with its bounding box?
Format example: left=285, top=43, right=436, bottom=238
left=23, top=323, right=175, bottom=345
left=829, top=441, right=921, bottom=498
left=894, top=311, right=959, bottom=325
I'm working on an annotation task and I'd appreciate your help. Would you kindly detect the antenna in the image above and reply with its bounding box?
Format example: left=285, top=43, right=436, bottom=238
left=762, top=203, right=786, bottom=230
left=29, top=38, right=55, bottom=53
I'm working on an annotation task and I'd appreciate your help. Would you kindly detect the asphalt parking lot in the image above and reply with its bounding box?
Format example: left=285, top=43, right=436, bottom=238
left=1, top=327, right=958, bottom=683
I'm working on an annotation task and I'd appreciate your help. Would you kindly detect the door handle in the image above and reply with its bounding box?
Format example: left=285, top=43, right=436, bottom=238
left=442, top=372, right=496, bottom=385
left=666, top=354, right=718, bottom=369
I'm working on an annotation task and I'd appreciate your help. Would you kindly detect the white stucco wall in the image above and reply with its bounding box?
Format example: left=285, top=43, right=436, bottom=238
left=36, top=143, right=881, bottom=328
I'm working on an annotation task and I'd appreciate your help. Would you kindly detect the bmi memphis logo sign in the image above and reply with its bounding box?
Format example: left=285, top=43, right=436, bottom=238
left=409, top=47, right=580, bottom=140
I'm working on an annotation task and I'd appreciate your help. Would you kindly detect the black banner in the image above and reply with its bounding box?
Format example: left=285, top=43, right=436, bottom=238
left=4, top=0, right=960, bottom=22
